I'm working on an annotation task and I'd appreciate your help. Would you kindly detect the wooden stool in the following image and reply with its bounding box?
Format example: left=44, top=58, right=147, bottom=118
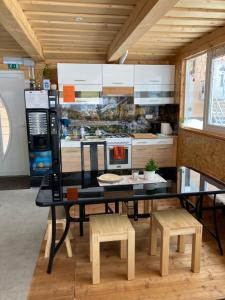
left=89, top=214, right=135, bottom=284
left=149, top=209, right=202, bottom=276
left=45, top=207, right=73, bottom=258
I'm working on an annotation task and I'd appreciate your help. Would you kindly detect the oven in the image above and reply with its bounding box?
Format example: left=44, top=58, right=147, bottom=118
left=106, top=138, right=132, bottom=170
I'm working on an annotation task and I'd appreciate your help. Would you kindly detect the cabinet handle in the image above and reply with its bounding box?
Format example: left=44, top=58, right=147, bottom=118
left=74, top=79, right=86, bottom=82
left=112, top=82, right=124, bottom=85
left=149, top=80, right=160, bottom=83
left=157, top=147, right=170, bottom=149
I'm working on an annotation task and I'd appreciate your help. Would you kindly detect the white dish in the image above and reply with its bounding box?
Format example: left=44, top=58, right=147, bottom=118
left=98, top=173, right=122, bottom=183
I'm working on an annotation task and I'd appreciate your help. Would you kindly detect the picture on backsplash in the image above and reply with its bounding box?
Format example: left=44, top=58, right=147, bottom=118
left=61, top=97, right=178, bottom=137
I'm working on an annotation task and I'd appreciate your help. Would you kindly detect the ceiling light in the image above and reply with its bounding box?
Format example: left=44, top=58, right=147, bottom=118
left=75, top=16, right=83, bottom=22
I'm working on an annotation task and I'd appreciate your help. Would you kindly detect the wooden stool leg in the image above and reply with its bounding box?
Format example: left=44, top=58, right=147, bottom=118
left=160, top=229, right=170, bottom=276
left=144, top=200, right=150, bottom=214
left=151, top=200, right=158, bottom=212
left=62, top=221, right=72, bottom=258
left=177, top=235, right=185, bottom=253
left=120, top=240, right=127, bottom=259
left=122, top=202, right=127, bottom=213
left=44, top=229, right=48, bottom=241
left=149, top=215, right=157, bottom=255
left=65, top=236, right=72, bottom=258
left=45, top=223, right=52, bottom=258
left=191, top=227, right=202, bottom=273
left=127, top=230, right=135, bottom=280
left=90, top=224, right=92, bottom=262
left=92, top=234, right=100, bottom=284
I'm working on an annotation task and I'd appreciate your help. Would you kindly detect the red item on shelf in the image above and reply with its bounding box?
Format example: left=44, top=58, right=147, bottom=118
left=113, top=146, right=125, bottom=160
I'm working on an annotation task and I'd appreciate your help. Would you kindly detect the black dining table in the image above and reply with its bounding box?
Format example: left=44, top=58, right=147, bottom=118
left=36, top=166, right=225, bottom=274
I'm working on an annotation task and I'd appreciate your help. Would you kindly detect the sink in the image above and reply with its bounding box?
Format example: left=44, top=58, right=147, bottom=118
left=82, top=136, right=105, bottom=141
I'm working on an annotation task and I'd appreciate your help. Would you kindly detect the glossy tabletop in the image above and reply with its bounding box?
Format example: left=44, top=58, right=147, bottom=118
left=36, top=166, right=225, bottom=207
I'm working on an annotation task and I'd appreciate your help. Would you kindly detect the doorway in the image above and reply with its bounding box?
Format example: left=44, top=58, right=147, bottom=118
left=0, top=71, right=29, bottom=177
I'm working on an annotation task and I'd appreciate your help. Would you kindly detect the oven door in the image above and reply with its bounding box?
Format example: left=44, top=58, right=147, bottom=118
left=107, top=144, right=131, bottom=169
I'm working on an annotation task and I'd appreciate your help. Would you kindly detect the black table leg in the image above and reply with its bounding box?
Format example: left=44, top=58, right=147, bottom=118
left=212, top=194, right=223, bottom=255
left=179, top=196, right=185, bottom=208
left=79, top=204, right=84, bottom=236
left=196, top=194, right=223, bottom=256
left=134, top=200, right=138, bottom=221
left=47, top=206, right=56, bottom=274
left=105, top=203, right=109, bottom=213
left=47, top=205, right=72, bottom=274
left=198, top=195, right=203, bottom=218
left=115, top=202, right=119, bottom=213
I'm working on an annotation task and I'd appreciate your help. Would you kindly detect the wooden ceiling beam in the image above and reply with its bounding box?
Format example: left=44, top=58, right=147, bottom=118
left=0, top=0, right=44, bottom=61
left=179, top=24, right=225, bottom=59
left=107, top=0, right=180, bottom=62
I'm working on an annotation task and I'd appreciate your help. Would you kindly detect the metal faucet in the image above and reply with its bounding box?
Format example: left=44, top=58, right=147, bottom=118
left=80, top=125, right=90, bottom=138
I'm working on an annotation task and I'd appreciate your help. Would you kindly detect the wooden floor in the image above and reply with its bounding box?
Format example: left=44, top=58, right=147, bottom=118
left=28, top=201, right=225, bottom=300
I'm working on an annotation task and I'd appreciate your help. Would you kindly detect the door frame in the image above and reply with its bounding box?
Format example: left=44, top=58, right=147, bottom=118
left=0, top=71, right=29, bottom=176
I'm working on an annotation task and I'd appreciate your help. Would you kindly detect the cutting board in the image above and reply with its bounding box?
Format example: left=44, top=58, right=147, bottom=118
left=132, top=133, right=156, bottom=139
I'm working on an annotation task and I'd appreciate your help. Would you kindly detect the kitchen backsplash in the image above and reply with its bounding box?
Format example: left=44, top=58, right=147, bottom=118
left=61, top=96, right=179, bottom=135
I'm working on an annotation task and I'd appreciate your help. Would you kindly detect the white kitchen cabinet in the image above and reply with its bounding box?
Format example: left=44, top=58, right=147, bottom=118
left=57, top=63, right=102, bottom=85
left=134, top=65, right=175, bottom=85
left=134, top=84, right=174, bottom=105
left=103, top=64, right=134, bottom=87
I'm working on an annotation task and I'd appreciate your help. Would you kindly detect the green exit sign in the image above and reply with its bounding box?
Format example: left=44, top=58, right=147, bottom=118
left=8, top=64, right=20, bottom=70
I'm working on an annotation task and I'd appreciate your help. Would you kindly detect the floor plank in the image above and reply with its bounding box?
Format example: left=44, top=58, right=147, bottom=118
left=28, top=202, right=225, bottom=300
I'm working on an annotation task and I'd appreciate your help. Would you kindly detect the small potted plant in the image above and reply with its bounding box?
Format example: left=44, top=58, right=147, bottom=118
left=144, top=159, right=158, bottom=180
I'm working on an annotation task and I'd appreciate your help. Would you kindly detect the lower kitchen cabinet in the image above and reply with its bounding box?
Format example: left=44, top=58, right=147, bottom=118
left=61, top=147, right=81, bottom=172
left=132, top=138, right=177, bottom=168
left=61, top=145, right=105, bottom=172
left=132, top=145, right=155, bottom=169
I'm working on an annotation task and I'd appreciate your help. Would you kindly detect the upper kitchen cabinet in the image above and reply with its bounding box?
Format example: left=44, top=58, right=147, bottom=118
left=103, top=64, right=134, bottom=87
left=57, top=63, right=103, bottom=86
left=134, top=65, right=175, bottom=85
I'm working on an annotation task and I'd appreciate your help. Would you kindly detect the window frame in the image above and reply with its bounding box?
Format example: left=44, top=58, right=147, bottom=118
left=183, top=51, right=207, bottom=130
left=204, top=48, right=225, bottom=135
left=183, top=47, right=225, bottom=136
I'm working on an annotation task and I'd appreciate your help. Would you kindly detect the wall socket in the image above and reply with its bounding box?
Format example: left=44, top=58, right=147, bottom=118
left=145, top=114, right=153, bottom=120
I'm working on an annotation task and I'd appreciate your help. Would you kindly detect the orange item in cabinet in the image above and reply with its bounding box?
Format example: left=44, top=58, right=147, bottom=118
left=63, top=85, right=75, bottom=102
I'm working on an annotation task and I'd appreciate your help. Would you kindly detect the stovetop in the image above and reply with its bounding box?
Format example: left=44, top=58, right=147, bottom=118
left=104, top=133, right=130, bottom=138
left=105, top=133, right=132, bottom=144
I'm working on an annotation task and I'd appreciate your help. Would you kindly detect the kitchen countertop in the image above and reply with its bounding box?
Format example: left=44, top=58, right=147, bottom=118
left=61, top=134, right=177, bottom=148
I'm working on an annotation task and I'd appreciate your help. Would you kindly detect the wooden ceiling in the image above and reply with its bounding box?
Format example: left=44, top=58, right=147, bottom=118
left=18, top=0, right=138, bottom=63
left=129, top=0, right=225, bottom=62
left=1, top=0, right=225, bottom=64
left=0, top=24, right=28, bottom=59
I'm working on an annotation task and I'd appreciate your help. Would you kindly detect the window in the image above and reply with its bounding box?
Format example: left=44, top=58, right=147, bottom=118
left=0, top=97, right=10, bottom=156
left=184, top=53, right=207, bottom=130
left=183, top=46, right=225, bottom=135
left=206, top=50, right=225, bottom=131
